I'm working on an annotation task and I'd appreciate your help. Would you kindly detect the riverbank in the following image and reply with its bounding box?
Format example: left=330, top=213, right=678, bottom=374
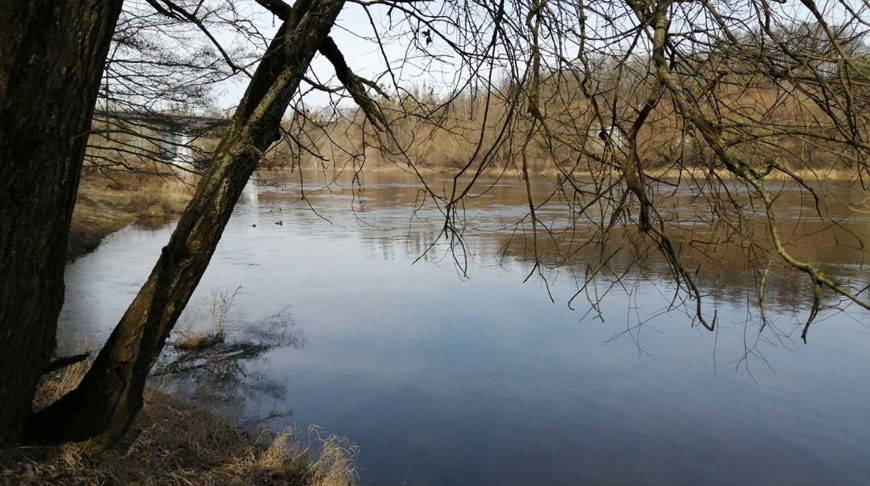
left=259, top=162, right=864, bottom=184
left=1, top=362, right=357, bottom=486
left=69, top=172, right=195, bottom=259
left=67, top=162, right=861, bottom=258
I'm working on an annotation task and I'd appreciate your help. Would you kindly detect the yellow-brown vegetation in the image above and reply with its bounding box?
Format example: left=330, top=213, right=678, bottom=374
left=3, top=356, right=356, bottom=486
left=69, top=171, right=196, bottom=258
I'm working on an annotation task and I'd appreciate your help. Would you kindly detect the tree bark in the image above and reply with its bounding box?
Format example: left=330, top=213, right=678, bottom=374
left=0, top=0, right=123, bottom=445
left=31, top=0, right=346, bottom=451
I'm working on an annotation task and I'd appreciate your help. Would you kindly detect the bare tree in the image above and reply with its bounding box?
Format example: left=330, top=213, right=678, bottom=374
left=0, top=0, right=123, bottom=445
left=18, top=0, right=870, bottom=449
left=265, top=0, right=870, bottom=344
left=32, top=0, right=352, bottom=450
left=86, top=0, right=263, bottom=175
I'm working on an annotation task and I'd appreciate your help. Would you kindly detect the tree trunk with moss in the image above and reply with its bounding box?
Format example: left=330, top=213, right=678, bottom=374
left=0, top=0, right=122, bottom=445
left=30, top=0, right=346, bottom=451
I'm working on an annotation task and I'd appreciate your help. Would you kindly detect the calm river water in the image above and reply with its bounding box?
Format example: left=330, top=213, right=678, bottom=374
left=59, top=171, right=870, bottom=485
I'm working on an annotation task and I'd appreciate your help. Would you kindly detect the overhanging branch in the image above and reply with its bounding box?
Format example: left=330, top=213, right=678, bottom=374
left=255, top=0, right=389, bottom=130
left=317, top=36, right=390, bottom=130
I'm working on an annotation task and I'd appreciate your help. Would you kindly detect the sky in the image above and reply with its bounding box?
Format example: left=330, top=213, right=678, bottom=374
left=133, top=0, right=869, bottom=114
left=211, top=1, right=460, bottom=111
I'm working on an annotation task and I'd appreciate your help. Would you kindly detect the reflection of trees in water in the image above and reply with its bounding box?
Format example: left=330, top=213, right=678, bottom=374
left=356, top=204, right=868, bottom=313
left=267, top=173, right=870, bottom=349
left=296, top=174, right=870, bottom=348
left=384, top=178, right=868, bottom=309
left=153, top=307, right=304, bottom=423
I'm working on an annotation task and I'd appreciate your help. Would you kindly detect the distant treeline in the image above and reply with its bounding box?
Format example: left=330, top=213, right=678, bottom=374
left=261, top=50, right=870, bottom=175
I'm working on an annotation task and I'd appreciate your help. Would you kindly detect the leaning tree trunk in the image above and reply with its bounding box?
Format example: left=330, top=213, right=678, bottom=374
left=0, top=0, right=122, bottom=445
left=31, top=0, right=346, bottom=451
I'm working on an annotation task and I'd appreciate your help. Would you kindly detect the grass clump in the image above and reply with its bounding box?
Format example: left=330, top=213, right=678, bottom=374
left=5, top=362, right=357, bottom=486
left=170, top=329, right=225, bottom=351
left=31, top=360, right=89, bottom=413
left=170, top=287, right=241, bottom=351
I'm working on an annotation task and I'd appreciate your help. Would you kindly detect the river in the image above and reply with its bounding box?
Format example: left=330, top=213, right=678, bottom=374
left=58, top=170, right=870, bottom=485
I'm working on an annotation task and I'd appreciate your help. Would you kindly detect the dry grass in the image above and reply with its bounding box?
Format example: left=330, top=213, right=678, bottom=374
left=269, top=161, right=862, bottom=184
left=169, top=329, right=226, bottom=351
left=261, top=77, right=870, bottom=179
left=170, top=287, right=241, bottom=351
left=69, top=171, right=195, bottom=258
left=5, top=363, right=357, bottom=486
left=31, top=360, right=90, bottom=413
left=78, top=170, right=194, bottom=219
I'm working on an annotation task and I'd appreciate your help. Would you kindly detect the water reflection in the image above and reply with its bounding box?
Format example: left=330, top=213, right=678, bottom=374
left=58, top=170, right=870, bottom=486
left=262, top=170, right=870, bottom=324
left=155, top=306, right=305, bottom=422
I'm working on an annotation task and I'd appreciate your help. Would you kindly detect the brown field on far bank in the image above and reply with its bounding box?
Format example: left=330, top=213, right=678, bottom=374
left=257, top=162, right=865, bottom=184
left=69, top=171, right=196, bottom=258
left=68, top=153, right=865, bottom=261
